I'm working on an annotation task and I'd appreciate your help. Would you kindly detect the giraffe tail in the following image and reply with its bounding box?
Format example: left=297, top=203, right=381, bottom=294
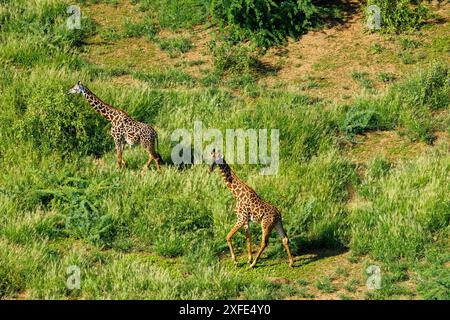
left=155, top=132, right=164, bottom=164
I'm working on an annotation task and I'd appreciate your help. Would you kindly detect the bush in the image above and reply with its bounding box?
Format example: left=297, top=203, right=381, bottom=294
left=12, top=76, right=111, bottom=156
left=208, top=39, right=260, bottom=76
left=340, top=63, right=449, bottom=143
left=210, top=0, right=317, bottom=47
left=365, top=0, right=430, bottom=33
left=342, top=107, right=382, bottom=138
left=0, top=0, right=96, bottom=49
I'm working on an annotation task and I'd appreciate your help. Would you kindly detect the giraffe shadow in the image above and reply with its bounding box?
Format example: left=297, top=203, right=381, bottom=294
left=160, top=144, right=196, bottom=171
left=254, top=247, right=348, bottom=269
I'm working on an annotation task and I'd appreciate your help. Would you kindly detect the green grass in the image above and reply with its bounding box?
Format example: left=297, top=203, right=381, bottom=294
left=156, top=36, right=194, bottom=57
left=136, top=0, right=209, bottom=30
left=399, top=51, right=416, bottom=65
left=122, top=17, right=159, bottom=40
left=351, top=71, right=375, bottom=91
left=377, top=72, right=397, bottom=83
left=369, top=43, right=384, bottom=54
left=343, top=278, right=360, bottom=293
left=400, top=37, right=422, bottom=50
left=0, top=0, right=448, bottom=300
left=315, top=277, right=337, bottom=294
left=132, top=69, right=196, bottom=88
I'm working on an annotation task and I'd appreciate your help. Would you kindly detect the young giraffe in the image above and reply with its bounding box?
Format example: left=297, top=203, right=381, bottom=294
left=209, top=149, right=294, bottom=268
left=67, top=82, right=162, bottom=170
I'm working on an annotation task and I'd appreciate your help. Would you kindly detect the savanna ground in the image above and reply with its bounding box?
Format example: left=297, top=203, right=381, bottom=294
left=0, top=0, right=449, bottom=300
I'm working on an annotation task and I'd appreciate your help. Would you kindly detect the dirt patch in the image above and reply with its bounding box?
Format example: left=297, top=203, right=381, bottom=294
left=82, top=0, right=449, bottom=97
left=84, top=0, right=140, bottom=28
left=268, top=277, right=290, bottom=284
left=260, top=0, right=450, bottom=102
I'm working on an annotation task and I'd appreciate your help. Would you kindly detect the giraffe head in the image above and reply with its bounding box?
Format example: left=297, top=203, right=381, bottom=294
left=209, top=148, right=224, bottom=173
left=67, top=81, right=86, bottom=95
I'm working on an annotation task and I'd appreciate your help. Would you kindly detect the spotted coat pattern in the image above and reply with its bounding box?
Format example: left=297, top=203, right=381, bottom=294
left=210, top=153, right=294, bottom=268
left=72, top=83, right=162, bottom=170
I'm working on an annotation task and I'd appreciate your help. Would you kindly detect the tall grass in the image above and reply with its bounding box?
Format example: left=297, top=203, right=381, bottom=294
left=351, top=150, right=450, bottom=262
left=365, top=0, right=430, bottom=33
left=0, top=0, right=448, bottom=299
left=136, top=0, right=209, bottom=30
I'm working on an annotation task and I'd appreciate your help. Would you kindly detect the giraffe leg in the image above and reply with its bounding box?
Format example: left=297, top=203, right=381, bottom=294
left=226, top=222, right=244, bottom=264
left=249, top=223, right=273, bottom=269
left=244, top=223, right=252, bottom=264
left=143, top=152, right=153, bottom=170
left=142, top=138, right=161, bottom=171
left=115, top=143, right=125, bottom=169
left=283, top=237, right=294, bottom=268
left=143, top=150, right=161, bottom=171
left=153, top=152, right=161, bottom=171
left=275, top=220, right=294, bottom=267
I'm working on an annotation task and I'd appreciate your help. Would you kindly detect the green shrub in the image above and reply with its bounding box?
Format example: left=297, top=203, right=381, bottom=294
left=210, top=0, right=317, bottom=47
left=399, top=50, right=416, bottom=64
left=208, top=39, right=260, bottom=76
left=400, top=37, right=422, bottom=49
left=315, top=277, right=336, bottom=293
left=413, top=63, right=449, bottom=110
left=341, top=63, right=449, bottom=142
left=11, top=75, right=111, bottom=156
left=399, top=108, right=436, bottom=144
left=365, top=0, right=430, bottom=33
left=342, top=106, right=382, bottom=138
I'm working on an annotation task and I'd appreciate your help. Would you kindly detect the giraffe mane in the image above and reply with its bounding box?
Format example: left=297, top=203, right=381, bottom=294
left=82, top=85, right=130, bottom=116
left=219, top=160, right=234, bottom=184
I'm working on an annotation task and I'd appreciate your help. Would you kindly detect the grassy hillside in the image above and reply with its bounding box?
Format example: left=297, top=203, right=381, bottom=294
left=0, top=0, right=448, bottom=299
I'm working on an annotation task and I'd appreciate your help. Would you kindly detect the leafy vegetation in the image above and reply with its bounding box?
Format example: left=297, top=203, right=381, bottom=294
left=210, top=0, right=317, bottom=47
left=0, top=0, right=448, bottom=300
left=136, top=0, right=210, bottom=29
left=365, top=0, right=430, bottom=33
left=156, top=36, right=194, bottom=57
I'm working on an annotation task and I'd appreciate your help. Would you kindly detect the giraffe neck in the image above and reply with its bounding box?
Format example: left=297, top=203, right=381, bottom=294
left=81, top=87, right=119, bottom=122
left=218, top=161, right=248, bottom=198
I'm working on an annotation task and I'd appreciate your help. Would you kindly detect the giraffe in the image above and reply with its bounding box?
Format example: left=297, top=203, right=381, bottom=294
left=209, top=149, right=294, bottom=268
left=67, top=81, right=162, bottom=170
